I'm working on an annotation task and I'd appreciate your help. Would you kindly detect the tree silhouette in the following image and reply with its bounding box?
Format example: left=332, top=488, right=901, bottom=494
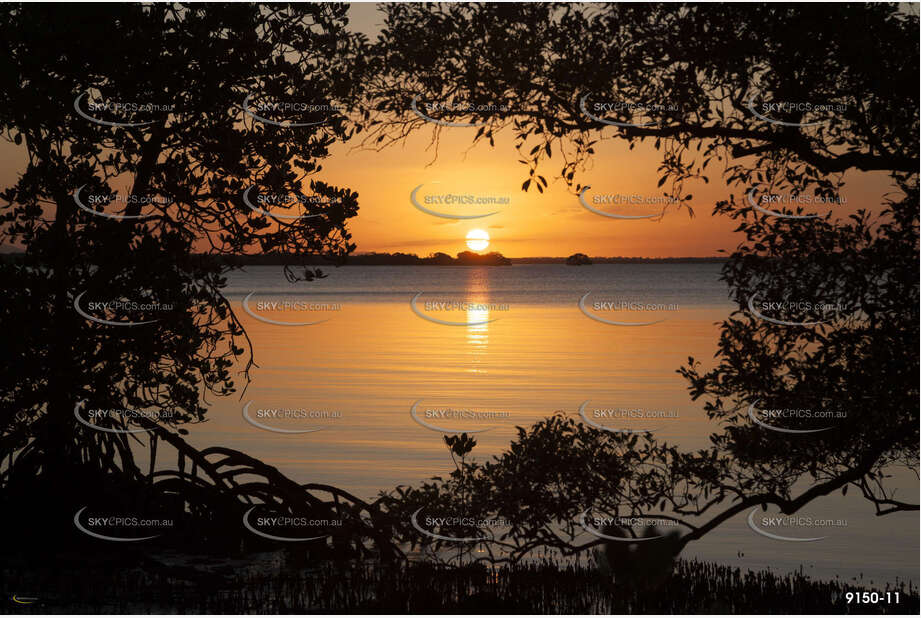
left=363, top=3, right=916, bottom=203
left=0, top=3, right=384, bottom=555
left=0, top=0, right=916, bottom=576
left=369, top=2, right=919, bottom=567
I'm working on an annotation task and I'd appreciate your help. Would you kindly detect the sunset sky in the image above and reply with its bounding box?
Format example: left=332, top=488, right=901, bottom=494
left=0, top=121, right=894, bottom=258
left=317, top=116, right=896, bottom=258
left=317, top=4, right=899, bottom=258
left=0, top=4, right=899, bottom=259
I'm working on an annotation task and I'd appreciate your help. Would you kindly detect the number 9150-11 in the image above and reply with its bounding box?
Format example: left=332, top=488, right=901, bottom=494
left=845, top=591, right=900, bottom=604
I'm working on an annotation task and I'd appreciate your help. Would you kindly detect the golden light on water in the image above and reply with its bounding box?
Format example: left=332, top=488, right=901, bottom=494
left=466, top=306, right=489, bottom=331
left=465, top=304, right=489, bottom=373
left=465, top=228, right=490, bottom=252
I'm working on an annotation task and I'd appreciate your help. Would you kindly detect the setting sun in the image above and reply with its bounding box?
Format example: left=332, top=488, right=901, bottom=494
left=465, top=229, right=490, bottom=252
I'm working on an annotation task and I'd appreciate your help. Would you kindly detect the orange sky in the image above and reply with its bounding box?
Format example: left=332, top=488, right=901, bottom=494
left=326, top=3, right=896, bottom=258
left=0, top=106, right=897, bottom=259
left=0, top=3, right=899, bottom=259
left=318, top=128, right=895, bottom=257
left=320, top=131, right=731, bottom=257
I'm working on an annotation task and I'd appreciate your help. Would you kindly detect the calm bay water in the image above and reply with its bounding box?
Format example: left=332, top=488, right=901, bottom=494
left=178, top=264, right=916, bottom=586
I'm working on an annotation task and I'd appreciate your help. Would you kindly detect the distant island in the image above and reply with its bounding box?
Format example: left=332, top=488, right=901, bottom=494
left=513, top=256, right=726, bottom=264
left=338, top=251, right=513, bottom=266
left=200, top=251, right=513, bottom=266
left=0, top=252, right=726, bottom=266
left=565, top=253, right=593, bottom=265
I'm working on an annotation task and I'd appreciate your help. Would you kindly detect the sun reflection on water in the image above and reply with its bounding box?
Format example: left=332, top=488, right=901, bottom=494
left=464, top=270, right=492, bottom=372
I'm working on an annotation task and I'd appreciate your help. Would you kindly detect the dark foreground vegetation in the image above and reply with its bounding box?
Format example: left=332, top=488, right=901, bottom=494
left=0, top=4, right=916, bottom=615
left=2, top=558, right=917, bottom=614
